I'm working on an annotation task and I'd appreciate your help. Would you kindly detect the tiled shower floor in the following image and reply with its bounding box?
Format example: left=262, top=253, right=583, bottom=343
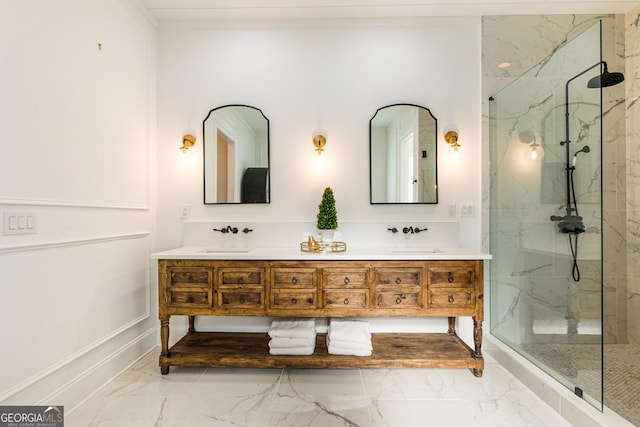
left=66, top=349, right=571, bottom=426
left=523, top=342, right=640, bottom=426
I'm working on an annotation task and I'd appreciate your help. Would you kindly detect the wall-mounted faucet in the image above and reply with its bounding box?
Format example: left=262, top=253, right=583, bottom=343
left=402, top=226, right=428, bottom=234
left=213, top=226, right=239, bottom=234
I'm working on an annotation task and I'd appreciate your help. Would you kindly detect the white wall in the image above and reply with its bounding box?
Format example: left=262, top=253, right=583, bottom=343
left=156, top=17, right=483, bottom=251
left=156, top=17, right=483, bottom=342
left=0, top=0, right=157, bottom=410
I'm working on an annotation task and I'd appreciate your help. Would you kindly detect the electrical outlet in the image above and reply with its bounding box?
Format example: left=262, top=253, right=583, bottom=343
left=180, top=205, right=190, bottom=220
left=461, top=203, right=474, bottom=217
left=447, top=203, right=457, bottom=218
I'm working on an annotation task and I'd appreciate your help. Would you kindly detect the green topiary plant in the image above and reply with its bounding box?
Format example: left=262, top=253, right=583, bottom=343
left=316, top=187, right=338, bottom=230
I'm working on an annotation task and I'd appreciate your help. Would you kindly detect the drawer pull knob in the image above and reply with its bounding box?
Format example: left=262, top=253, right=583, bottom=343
left=291, top=298, right=297, bottom=305
left=343, top=297, right=349, bottom=305
left=240, top=297, right=245, bottom=304
left=291, top=277, right=298, bottom=284
left=448, top=272, right=454, bottom=283
left=344, top=277, right=350, bottom=285
left=238, top=277, right=244, bottom=284
left=448, top=294, right=455, bottom=303
left=395, top=297, right=402, bottom=304
left=187, top=295, right=194, bottom=303
left=395, top=277, right=401, bottom=284
left=187, top=274, right=192, bottom=281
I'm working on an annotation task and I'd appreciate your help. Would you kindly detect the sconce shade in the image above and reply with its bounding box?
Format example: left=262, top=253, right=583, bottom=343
left=444, top=130, right=460, bottom=151
left=180, top=133, right=196, bottom=154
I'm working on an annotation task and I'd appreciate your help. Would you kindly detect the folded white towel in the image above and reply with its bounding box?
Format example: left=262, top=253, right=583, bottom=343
left=269, top=337, right=317, bottom=349
left=327, top=345, right=372, bottom=357
left=269, top=346, right=315, bottom=355
left=268, top=318, right=316, bottom=338
left=327, top=337, right=373, bottom=351
left=326, top=337, right=372, bottom=352
left=328, top=318, right=371, bottom=343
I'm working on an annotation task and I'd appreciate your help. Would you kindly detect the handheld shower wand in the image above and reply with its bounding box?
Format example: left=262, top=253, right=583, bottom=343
left=571, top=145, right=590, bottom=166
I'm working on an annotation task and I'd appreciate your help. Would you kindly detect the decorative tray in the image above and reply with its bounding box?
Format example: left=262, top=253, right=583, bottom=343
left=300, top=238, right=347, bottom=253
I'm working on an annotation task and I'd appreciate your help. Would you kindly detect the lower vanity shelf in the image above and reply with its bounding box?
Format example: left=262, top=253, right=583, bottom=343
left=160, top=331, right=483, bottom=374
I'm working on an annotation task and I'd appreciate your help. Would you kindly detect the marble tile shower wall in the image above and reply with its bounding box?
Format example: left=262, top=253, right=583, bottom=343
left=482, top=14, right=627, bottom=344
left=625, top=6, right=640, bottom=346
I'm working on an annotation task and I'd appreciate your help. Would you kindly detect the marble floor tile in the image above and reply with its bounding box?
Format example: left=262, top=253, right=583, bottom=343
left=66, top=349, right=572, bottom=427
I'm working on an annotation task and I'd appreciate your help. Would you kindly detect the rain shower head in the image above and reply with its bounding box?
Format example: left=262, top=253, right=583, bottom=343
left=587, top=62, right=625, bottom=88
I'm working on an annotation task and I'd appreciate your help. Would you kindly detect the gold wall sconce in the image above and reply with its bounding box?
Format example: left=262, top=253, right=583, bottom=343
left=444, top=130, right=460, bottom=153
left=313, top=130, right=327, bottom=155
left=180, top=133, right=196, bottom=154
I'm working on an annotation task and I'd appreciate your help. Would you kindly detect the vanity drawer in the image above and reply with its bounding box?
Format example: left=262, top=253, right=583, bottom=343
left=429, top=289, right=475, bottom=308
left=168, top=267, right=213, bottom=288
left=375, top=286, right=422, bottom=309
left=271, top=268, right=317, bottom=289
left=218, top=267, right=265, bottom=286
left=374, top=268, right=422, bottom=286
left=217, top=288, right=264, bottom=309
left=429, top=266, right=475, bottom=288
left=271, top=290, right=317, bottom=309
left=168, top=290, right=211, bottom=307
left=323, top=268, right=369, bottom=288
left=324, top=289, right=369, bottom=308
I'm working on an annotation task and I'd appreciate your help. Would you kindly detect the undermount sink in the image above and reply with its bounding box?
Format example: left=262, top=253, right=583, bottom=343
left=202, top=248, right=252, bottom=253
left=391, top=248, right=441, bottom=254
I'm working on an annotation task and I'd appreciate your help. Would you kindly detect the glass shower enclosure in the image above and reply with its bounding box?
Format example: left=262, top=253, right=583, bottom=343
left=489, top=22, right=606, bottom=409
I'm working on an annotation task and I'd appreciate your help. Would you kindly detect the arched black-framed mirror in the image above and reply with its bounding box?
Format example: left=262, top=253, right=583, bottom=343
left=203, top=105, right=270, bottom=204
left=370, top=104, right=438, bottom=204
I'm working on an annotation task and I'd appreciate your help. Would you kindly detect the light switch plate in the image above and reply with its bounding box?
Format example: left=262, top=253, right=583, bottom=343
left=3, top=211, right=37, bottom=235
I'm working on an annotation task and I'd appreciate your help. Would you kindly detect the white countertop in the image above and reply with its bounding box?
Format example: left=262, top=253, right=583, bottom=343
left=152, top=246, right=492, bottom=261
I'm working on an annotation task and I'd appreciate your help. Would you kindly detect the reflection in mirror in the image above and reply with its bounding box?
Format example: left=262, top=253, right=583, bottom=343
left=204, top=105, right=269, bottom=204
left=370, top=104, right=438, bottom=204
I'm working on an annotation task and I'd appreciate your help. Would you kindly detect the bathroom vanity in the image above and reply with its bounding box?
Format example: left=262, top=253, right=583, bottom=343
left=154, top=247, right=489, bottom=377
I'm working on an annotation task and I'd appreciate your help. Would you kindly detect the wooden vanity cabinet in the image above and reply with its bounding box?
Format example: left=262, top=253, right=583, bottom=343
left=158, top=259, right=485, bottom=376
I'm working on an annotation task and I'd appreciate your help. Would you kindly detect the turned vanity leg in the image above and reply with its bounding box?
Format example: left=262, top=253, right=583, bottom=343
left=472, top=317, right=484, bottom=377
left=188, top=316, right=196, bottom=334
left=447, top=317, right=456, bottom=335
left=160, top=316, right=170, bottom=375
left=473, top=317, right=483, bottom=358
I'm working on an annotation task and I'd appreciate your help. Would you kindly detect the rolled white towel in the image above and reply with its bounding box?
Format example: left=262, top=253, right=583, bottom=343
left=268, top=318, right=316, bottom=338
left=269, top=336, right=317, bottom=349
left=269, top=346, right=315, bottom=355
left=328, top=318, right=371, bottom=344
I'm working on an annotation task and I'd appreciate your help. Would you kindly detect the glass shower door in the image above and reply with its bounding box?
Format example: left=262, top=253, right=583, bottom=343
left=489, top=22, right=604, bottom=409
